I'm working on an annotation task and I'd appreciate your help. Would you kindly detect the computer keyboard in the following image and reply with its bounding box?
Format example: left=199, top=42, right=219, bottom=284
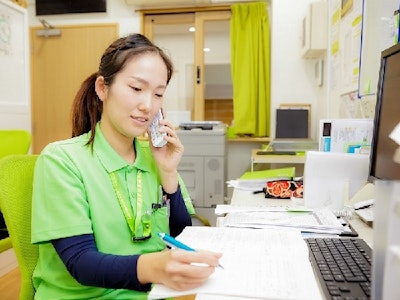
left=305, top=238, right=372, bottom=300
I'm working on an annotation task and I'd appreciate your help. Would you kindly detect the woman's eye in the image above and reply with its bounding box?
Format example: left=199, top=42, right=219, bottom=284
left=155, top=93, right=163, bottom=98
left=131, top=86, right=141, bottom=92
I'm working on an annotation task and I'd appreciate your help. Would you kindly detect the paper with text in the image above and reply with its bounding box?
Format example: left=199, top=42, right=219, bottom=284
left=222, top=209, right=344, bottom=234
left=148, top=227, right=322, bottom=299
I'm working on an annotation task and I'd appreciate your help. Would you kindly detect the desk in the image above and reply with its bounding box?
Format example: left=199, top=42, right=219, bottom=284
left=250, top=149, right=306, bottom=172
left=206, top=189, right=374, bottom=300
left=228, top=188, right=373, bottom=247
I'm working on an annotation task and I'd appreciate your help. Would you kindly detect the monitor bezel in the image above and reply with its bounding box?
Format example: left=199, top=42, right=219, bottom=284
left=368, top=42, right=400, bottom=182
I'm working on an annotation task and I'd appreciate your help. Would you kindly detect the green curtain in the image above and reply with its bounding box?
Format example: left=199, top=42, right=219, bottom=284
left=230, top=2, right=271, bottom=137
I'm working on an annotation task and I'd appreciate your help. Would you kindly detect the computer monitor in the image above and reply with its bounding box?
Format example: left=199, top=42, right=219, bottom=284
left=369, top=42, right=400, bottom=300
left=369, top=42, right=400, bottom=181
left=275, top=108, right=309, bottom=139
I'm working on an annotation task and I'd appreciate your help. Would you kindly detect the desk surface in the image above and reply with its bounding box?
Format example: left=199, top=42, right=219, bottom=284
left=229, top=188, right=374, bottom=247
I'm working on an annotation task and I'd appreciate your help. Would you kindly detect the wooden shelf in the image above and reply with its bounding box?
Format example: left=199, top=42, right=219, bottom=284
left=227, top=137, right=271, bottom=143
left=251, top=149, right=306, bottom=171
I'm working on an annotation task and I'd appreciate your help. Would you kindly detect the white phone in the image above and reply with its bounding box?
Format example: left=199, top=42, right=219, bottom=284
left=149, top=110, right=167, bottom=147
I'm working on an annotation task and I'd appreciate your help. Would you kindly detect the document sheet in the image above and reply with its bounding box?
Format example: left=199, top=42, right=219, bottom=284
left=221, top=208, right=344, bottom=234
left=148, top=227, right=322, bottom=299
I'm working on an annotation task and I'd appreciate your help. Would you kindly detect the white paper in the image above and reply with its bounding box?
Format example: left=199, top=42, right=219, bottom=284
left=214, top=204, right=288, bottom=215
left=221, top=208, right=344, bottom=234
left=148, top=227, right=322, bottom=300
left=389, top=122, right=400, bottom=145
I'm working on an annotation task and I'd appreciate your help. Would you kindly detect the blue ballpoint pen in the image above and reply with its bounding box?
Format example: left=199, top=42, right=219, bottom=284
left=158, top=232, right=224, bottom=269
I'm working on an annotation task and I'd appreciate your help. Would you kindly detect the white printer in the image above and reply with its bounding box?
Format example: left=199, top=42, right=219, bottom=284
left=177, top=121, right=226, bottom=209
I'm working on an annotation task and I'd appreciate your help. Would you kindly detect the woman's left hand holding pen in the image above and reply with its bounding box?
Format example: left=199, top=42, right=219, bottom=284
left=137, top=249, right=222, bottom=291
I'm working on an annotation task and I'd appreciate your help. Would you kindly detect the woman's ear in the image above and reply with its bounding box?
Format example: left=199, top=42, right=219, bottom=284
left=95, top=76, right=107, bottom=101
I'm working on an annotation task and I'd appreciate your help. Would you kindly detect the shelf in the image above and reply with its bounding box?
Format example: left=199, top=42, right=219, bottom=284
left=251, top=149, right=306, bottom=172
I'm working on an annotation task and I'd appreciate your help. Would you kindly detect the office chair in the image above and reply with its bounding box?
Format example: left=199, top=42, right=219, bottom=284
left=0, top=129, right=32, bottom=254
left=0, top=129, right=31, bottom=158
left=0, top=155, right=39, bottom=300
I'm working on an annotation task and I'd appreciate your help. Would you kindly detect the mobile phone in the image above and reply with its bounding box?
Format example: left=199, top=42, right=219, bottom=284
left=149, top=110, right=167, bottom=147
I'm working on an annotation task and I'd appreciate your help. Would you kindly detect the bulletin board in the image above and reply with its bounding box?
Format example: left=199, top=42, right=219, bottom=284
left=359, top=0, right=400, bottom=98
left=329, top=0, right=364, bottom=96
left=0, top=0, right=29, bottom=106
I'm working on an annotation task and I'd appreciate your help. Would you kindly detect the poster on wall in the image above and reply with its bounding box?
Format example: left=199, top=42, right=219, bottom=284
left=0, top=0, right=31, bottom=130
left=330, top=0, right=341, bottom=92
left=329, top=0, right=364, bottom=97
left=0, top=0, right=28, bottom=105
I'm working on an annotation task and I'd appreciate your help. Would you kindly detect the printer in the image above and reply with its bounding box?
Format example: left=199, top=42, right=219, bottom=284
left=177, top=121, right=226, bottom=209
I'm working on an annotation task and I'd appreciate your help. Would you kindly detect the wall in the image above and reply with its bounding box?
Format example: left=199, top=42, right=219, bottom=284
left=358, top=0, right=399, bottom=119
left=26, top=0, right=325, bottom=140
left=26, top=0, right=139, bottom=36
left=327, top=0, right=399, bottom=120
left=271, top=0, right=327, bottom=140
left=0, top=0, right=31, bottom=132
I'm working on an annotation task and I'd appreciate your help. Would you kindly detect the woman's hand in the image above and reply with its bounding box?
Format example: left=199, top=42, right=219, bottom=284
left=149, top=118, right=184, bottom=193
left=137, top=249, right=222, bottom=291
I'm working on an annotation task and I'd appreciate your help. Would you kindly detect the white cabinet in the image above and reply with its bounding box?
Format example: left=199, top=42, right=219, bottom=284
left=301, top=1, right=328, bottom=59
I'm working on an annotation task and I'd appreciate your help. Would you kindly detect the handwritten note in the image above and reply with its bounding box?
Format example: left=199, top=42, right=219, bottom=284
left=148, top=227, right=322, bottom=299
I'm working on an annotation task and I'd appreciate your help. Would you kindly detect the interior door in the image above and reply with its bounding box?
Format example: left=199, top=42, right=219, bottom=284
left=143, top=10, right=231, bottom=122
left=30, top=24, right=118, bottom=153
left=193, top=11, right=231, bottom=121
left=144, top=13, right=195, bottom=120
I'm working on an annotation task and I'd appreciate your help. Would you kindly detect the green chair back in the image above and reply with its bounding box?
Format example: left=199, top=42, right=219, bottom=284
left=0, top=129, right=32, bottom=254
left=0, top=130, right=32, bottom=159
left=0, top=155, right=39, bottom=300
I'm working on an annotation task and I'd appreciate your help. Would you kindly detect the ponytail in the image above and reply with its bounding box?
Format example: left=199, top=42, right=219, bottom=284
left=71, top=72, right=102, bottom=146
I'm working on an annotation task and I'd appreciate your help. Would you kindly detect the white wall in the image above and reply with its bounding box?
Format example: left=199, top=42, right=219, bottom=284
left=0, top=0, right=31, bottom=132
left=26, top=0, right=326, bottom=140
left=23, top=0, right=399, bottom=139
left=27, top=0, right=140, bottom=36
left=270, top=0, right=328, bottom=140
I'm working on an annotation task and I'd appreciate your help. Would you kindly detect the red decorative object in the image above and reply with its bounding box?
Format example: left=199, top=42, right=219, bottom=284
left=264, top=180, right=303, bottom=199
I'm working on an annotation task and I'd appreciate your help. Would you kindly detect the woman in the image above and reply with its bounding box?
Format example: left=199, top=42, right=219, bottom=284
left=31, top=33, right=222, bottom=299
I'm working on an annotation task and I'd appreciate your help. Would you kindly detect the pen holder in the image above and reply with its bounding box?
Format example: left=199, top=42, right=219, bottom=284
left=263, top=180, right=303, bottom=199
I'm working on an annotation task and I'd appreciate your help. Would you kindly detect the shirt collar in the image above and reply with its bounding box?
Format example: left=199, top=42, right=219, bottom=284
left=93, top=123, right=151, bottom=174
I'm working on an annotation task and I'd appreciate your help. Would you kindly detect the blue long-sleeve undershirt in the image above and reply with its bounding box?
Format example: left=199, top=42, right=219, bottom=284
left=52, top=187, right=192, bottom=290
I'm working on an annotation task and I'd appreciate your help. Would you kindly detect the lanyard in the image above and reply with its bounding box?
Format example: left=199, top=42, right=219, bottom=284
left=109, top=170, right=151, bottom=241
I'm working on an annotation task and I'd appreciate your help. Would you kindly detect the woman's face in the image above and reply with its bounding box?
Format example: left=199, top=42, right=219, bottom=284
left=98, top=52, right=168, bottom=139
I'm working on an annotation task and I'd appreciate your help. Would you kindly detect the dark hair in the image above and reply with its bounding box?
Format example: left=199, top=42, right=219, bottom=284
left=71, top=33, right=174, bottom=146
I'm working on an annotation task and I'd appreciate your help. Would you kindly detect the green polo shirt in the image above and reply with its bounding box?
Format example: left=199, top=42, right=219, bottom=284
left=31, top=123, right=194, bottom=299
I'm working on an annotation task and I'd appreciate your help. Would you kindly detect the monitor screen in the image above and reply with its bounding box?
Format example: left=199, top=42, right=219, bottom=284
left=369, top=43, right=400, bottom=181
left=276, top=109, right=309, bottom=139
left=36, top=0, right=106, bottom=16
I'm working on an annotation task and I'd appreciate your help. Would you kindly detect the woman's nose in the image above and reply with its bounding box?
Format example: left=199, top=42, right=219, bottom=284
left=139, top=93, right=152, bottom=110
